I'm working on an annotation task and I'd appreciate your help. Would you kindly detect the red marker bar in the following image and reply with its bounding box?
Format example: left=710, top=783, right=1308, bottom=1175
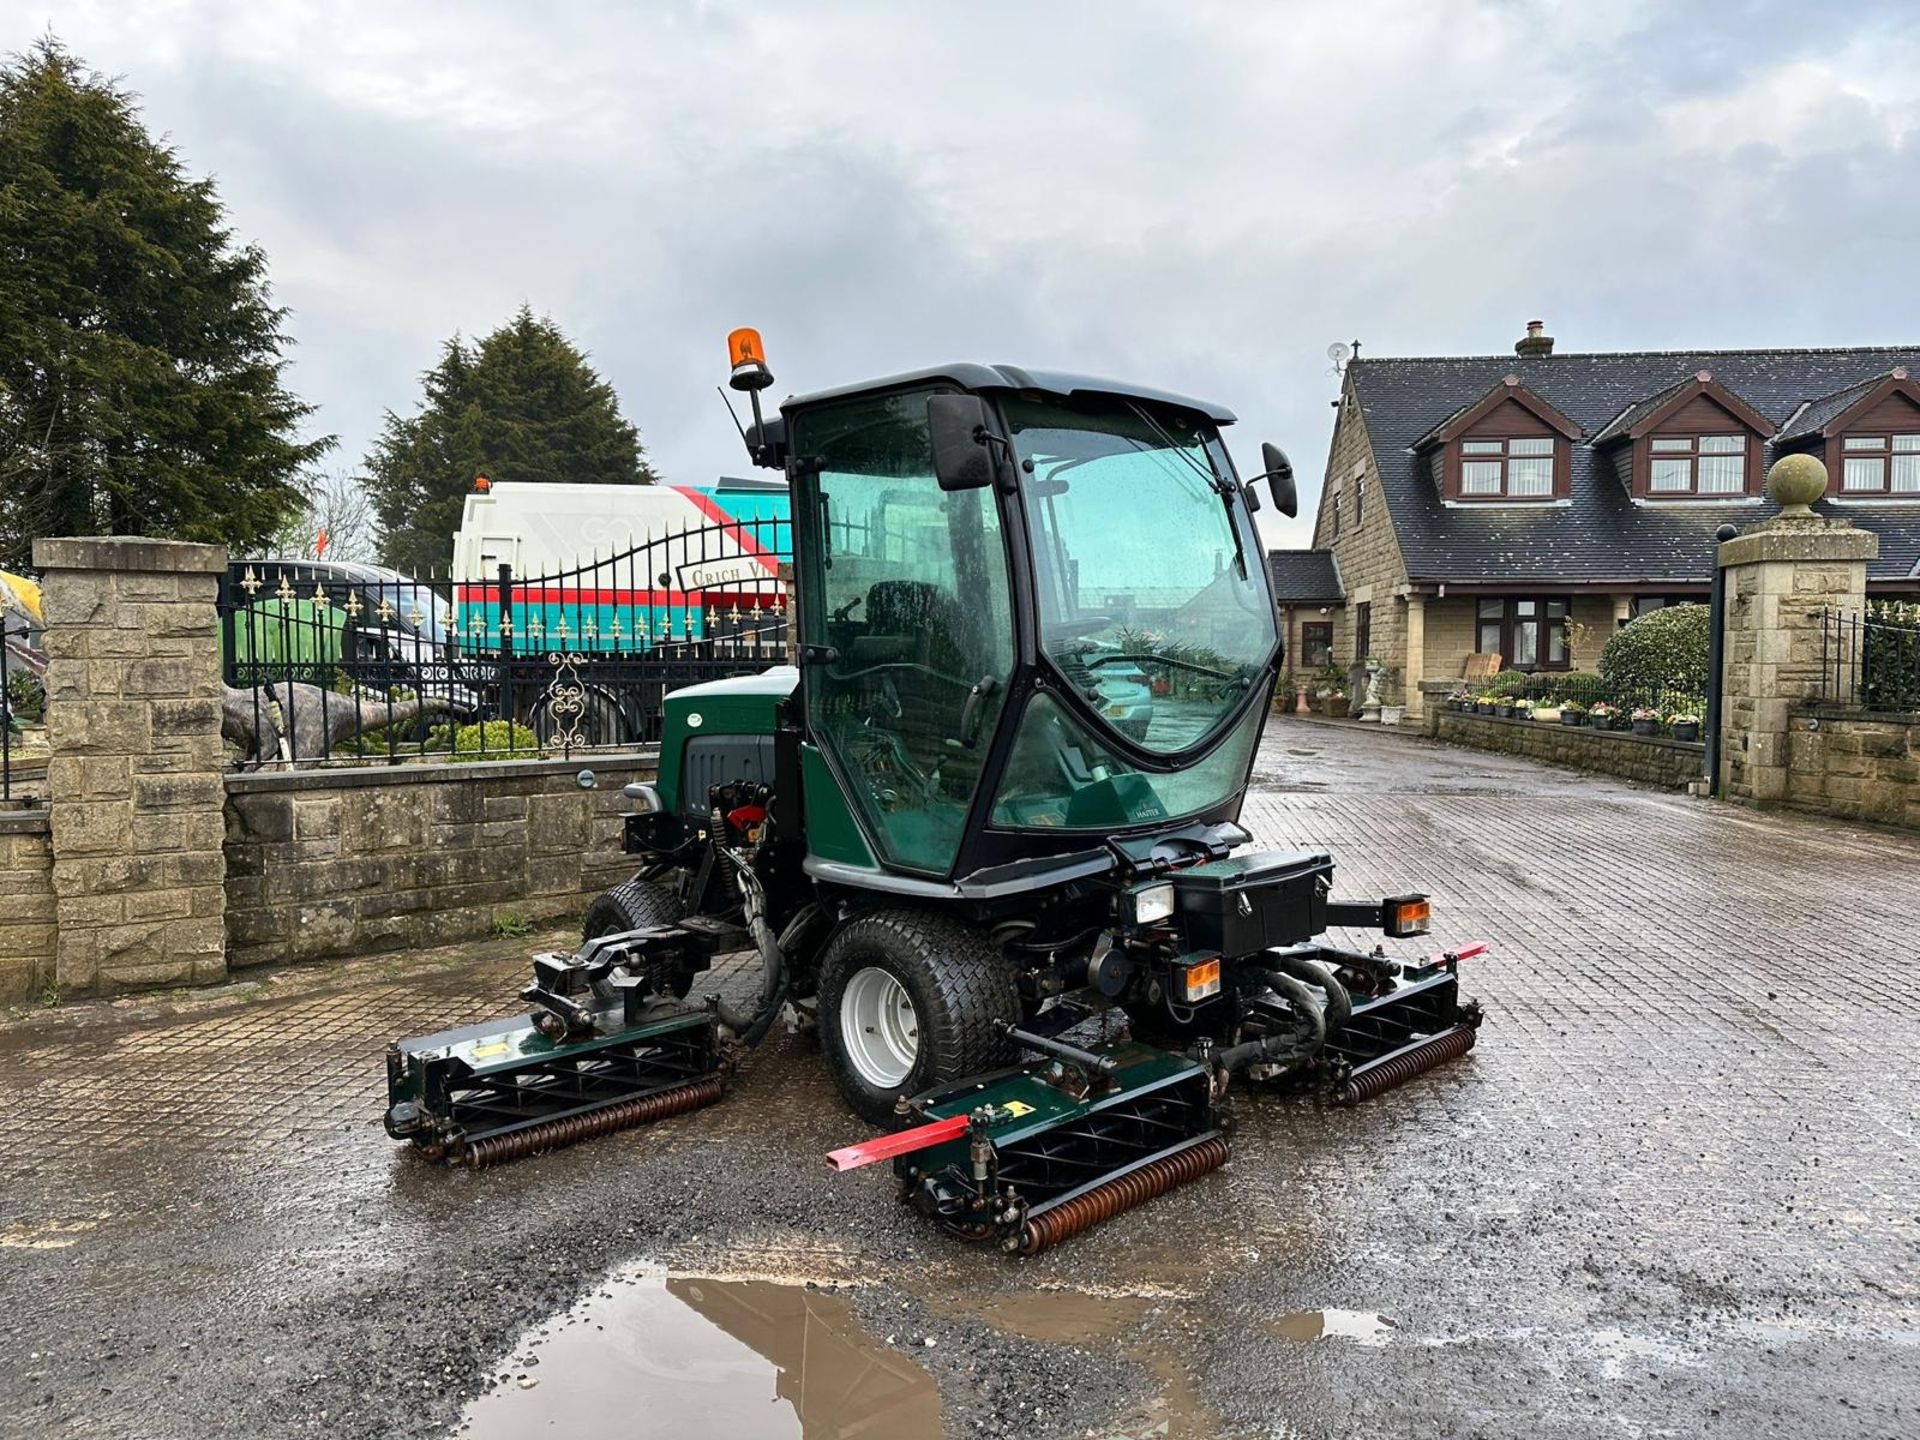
left=1426, top=940, right=1490, bottom=967
left=826, top=1113, right=971, bottom=1172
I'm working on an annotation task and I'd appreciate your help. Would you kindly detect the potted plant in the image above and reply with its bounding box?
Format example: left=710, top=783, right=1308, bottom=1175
left=1631, top=706, right=1659, bottom=737
left=1588, top=700, right=1615, bottom=730
left=1511, top=698, right=1536, bottom=722
left=1559, top=701, right=1586, bottom=727
left=1475, top=695, right=1494, bottom=716
left=1326, top=688, right=1349, bottom=719
left=1670, top=713, right=1701, bottom=743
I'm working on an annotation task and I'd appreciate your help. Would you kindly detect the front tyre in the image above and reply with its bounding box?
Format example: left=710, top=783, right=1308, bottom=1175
left=817, top=910, right=1020, bottom=1127
left=583, top=876, right=695, bottom=999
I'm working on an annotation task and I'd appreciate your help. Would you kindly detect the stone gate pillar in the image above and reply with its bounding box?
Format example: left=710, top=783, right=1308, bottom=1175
left=33, top=537, right=229, bottom=995
left=1717, top=457, right=1875, bottom=804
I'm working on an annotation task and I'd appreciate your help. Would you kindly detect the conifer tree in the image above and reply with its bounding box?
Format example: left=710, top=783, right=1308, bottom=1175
left=0, top=39, right=329, bottom=570
left=366, top=307, right=652, bottom=574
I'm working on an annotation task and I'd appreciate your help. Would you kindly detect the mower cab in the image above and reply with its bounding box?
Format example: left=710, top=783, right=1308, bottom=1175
left=386, top=331, right=1484, bottom=1253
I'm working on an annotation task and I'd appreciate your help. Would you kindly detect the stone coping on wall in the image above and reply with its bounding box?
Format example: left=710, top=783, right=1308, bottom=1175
left=223, top=748, right=661, bottom=795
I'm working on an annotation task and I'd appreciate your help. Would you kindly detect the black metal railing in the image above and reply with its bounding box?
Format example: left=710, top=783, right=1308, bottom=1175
left=1443, top=671, right=1708, bottom=735
left=3, top=617, right=46, bottom=802
left=1820, top=605, right=1920, bottom=712
left=218, top=518, right=792, bottom=768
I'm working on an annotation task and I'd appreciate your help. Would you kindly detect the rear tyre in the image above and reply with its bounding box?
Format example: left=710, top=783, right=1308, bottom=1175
left=583, top=876, right=695, bottom=999
left=817, top=910, right=1020, bottom=1128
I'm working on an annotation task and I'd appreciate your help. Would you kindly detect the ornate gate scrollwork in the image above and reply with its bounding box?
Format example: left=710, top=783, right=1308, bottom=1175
left=541, top=652, right=589, bottom=757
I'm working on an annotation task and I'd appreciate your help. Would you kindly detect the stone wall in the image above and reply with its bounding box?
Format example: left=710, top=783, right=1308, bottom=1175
left=1312, top=379, right=1411, bottom=676
left=1429, top=710, right=1705, bottom=790
left=34, top=537, right=229, bottom=996
left=223, top=755, right=657, bottom=967
left=1784, top=711, right=1920, bottom=829
left=1718, top=515, right=1876, bottom=803
left=0, top=809, right=55, bottom=1005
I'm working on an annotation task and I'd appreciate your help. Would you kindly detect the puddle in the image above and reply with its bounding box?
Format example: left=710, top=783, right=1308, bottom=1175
left=933, top=1286, right=1149, bottom=1344
left=459, top=1265, right=942, bottom=1439
left=1271, top=1310, right=1397, bottom=1346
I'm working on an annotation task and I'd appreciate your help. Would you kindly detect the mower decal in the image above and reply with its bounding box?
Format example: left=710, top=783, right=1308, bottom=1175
left=1000, top=1100, right=1037, bottom=1118
left=470, top=1042, right=511, bottom=1060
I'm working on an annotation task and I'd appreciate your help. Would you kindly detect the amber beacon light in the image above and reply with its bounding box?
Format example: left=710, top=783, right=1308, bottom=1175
left=727, top=327, right=774, bottom=392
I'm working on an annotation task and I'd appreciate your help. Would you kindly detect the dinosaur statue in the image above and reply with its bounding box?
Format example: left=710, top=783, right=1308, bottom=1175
left=221, top=680, right=472, bottom=766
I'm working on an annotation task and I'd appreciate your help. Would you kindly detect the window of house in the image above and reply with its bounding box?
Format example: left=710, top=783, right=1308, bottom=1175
left=1354, top=602, right=1371, bottom=663
left=1475, top=596, right=1570, bottom=670
left=1354, top=477, right=1365, bottom=526
left=1630, top=594, right=1704, bottom=619
left=1458, top=437, right=1554, bottom=498
left=1300, top=621, right=1333, bottom=668
left=1840, top=433, right=1920, bottom=493
left=1328, top=490, right=1341, bottom=540
left=1648, top=434, right=1746, bottom=495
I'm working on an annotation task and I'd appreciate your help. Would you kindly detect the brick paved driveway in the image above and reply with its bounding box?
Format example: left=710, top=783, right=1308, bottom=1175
left=0, top=718, right=1915, bottom=1439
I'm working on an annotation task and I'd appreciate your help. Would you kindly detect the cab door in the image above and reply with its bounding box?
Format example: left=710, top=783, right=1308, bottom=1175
left=789, top=390, right=1015, bottom=875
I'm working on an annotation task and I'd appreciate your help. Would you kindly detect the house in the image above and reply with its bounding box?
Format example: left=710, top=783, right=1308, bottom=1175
left=1280, top=323, right=1920, bottom=717
left=1265, top=548, right=1343, bottom=682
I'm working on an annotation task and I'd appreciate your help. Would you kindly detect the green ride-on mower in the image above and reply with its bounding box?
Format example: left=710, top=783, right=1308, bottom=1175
left=386, top=329, right=1485, bottom=1255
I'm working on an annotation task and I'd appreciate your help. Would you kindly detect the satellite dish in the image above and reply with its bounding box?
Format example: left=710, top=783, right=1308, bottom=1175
left=1326, top=341, right=1352, bottom=366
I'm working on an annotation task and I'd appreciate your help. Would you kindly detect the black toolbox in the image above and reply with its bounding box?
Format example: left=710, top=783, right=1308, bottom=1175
left=1173, top=850, right=1333, bottom=955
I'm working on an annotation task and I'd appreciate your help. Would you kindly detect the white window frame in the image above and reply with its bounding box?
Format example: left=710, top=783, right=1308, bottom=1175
left=1841, top=433, right=1920, bottom=494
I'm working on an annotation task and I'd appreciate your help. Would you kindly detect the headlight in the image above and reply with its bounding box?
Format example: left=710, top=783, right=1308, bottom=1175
left=1125, top=881, right=1176, bottom=927
left=622, top=782, right=662, bottom=814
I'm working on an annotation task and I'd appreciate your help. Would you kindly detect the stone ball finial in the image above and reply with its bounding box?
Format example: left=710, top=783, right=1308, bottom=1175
left=1766, top=453, right=1828, bottom=516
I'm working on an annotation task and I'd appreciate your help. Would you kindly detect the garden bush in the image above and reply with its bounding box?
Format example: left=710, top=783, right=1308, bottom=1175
left=1600, top=604, right=1710, bottom=697
left=449, top=719, right=541, bottom=762
left=1552, top=671, right=1607, bottom=705
left=1864, top=600, right=1920, bottom=712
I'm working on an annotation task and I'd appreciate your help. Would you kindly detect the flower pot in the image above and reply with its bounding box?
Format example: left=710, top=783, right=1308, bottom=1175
left=1632, top=718, right=1657, bottom=737
left=1560, top=711, right=1583, bottom=727
left=1327, top=697, right=1349, bottom=719
left=1672, top=721, right=1700, bottom=743
left=1476, top=701, right=1493, bottom=716
left=1589, top=714, right=1611, bottom=730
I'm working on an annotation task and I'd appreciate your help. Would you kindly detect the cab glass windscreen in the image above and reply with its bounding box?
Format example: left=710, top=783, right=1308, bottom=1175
left=1006, top=396, right=1276, bottom=755
left=989, top=690, right=1261, bottom=831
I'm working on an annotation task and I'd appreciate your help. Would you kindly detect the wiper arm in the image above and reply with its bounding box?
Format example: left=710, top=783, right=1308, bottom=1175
left=1123, top=402, right=1248, bottom=580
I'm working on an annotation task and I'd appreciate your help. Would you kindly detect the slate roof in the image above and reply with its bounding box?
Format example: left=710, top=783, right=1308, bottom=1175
left=1774, top=371, right=1891, bottom=445
left=1348, top=347, right=1920, bottom=584
left=1266, top=549, right=1344, bottom=604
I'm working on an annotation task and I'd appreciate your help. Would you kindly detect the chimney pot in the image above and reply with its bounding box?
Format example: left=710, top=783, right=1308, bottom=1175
left=1515, top=319, right=1555, bottom=358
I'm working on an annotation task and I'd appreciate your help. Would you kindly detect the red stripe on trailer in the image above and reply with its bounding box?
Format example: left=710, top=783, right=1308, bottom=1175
left=825, top=1113, right=971, bottom=1172
left=674, top=486, right=781, bottom=570
left=453, top=584, right=784, bottom=607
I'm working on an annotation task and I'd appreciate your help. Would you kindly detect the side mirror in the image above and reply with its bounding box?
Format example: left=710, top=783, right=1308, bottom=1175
left=927, top=393, right=996, bottom=492
left=1260, top=442, right=1298, bottom=518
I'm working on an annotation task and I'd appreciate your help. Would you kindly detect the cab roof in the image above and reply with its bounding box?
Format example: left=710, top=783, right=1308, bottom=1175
left=780, top=363, right=1237, bottom=425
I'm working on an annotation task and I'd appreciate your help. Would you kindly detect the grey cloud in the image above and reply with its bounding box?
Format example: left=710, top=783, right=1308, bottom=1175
left=11, top=1, right=1920, bottom=555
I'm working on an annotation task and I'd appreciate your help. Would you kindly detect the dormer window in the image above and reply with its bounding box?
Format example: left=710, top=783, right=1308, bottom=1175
left=1416, top=375, right=1579, bottom=504
left=1649, top=434, right=1747, bottom=494
left=1840, top=433, right=1920, bottom=493
left=1460, top=437, right=1554, bottom=497
left=1590, top=371, right=1772, bottom=500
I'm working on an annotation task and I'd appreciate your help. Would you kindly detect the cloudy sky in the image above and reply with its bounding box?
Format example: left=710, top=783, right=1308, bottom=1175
left=12, top=1, right=1920, bottom=548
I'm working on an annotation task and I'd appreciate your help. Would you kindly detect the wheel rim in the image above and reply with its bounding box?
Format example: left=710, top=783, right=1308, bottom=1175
left=840, top=966, right=920, bottom=1090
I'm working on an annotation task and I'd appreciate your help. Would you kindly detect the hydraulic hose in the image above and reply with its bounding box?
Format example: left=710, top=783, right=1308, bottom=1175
left=713, top=844, right=787, bottom=1048
left=1215, top=970, right=1327, bottom=1073
left=1272, top=952, right=1351, bottom=1033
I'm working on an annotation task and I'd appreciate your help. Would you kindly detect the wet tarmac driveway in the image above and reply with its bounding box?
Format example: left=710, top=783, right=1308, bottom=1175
left=2, top=719, right=1916, bottom=1439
